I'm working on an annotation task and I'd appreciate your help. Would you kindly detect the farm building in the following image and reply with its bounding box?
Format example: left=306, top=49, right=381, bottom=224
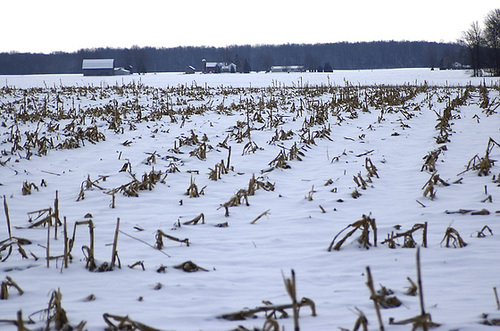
left=202, top=59, right=236, bottom=73
left=185, top=65, right=196, bottom=74
left=82, top=59, right=115, bottom=76
left=82, top=59, right=131, bottom=76
left=270, top=65, right=305, bottom=73
left=202, top=59, right=218, bottom=73
left=220, top=63, right=237, bottom=73
left=114, top=67, right=131, bottom=75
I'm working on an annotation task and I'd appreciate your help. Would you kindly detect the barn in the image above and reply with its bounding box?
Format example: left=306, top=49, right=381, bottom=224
left=201, top=59, right=237, bottom=73
left=82, top=59, right=115, bottom=76
left=202, top=59, right=218, bottom=73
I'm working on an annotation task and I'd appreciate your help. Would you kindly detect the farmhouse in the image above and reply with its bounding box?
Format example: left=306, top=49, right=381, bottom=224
left=202, top=59, right=237, bottom=73
left=220, top=63, right=237, bottom=73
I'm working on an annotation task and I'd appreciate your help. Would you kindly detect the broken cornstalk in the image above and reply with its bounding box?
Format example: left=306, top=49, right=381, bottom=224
left=183, top=213, right=205, bottom=225
left=382, top=222, right=428, bottom=248
left=251, top=209, right=270, bottom=224
left=328, top=214, right=377, bottom=251
left=54, top=190, right=60, bottom=240
left=1, top=276, right=24, bottom=300
left=110, top=218, right=120, bottom=270
left=389, top=248, right=440, bottom=330
left=365, top=267, right=385, bottom=331
left=283, top=269, right=300, bottom=331
left=155, top=230, right=189, bottom=249
left=102, top=313, right=160, bottom=331
left=440, top=226, right=467, bottom=248
left=220, top=269, right=316, bottom=324
left=3, top=196, right=12, bottom=240
left=494, top=287, right=500, bottom=310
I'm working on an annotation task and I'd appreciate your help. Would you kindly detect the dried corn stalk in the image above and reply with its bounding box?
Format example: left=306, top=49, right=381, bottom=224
left=67, top=220, right=95, bottom=270
left=220, top=269, right=316, bottom=322
left=373, top=285, right=402, bottom=309
left=128, top=261, right=145, bottom=270
left=445, top=208, right=490, bottom=215
left=0, top=276, right=24, bottom=300
left=421, top=148, right=442, bottom=173
left=475, top=225, right=493, bottom=238
left=185, top=176, right=205, bottom=198
left=219, top=189, right=250, bottom=217
left=306, top=185, right=316, bottom=200
left=422, top=173, right=449, bottom=200
left=155, top=230, right=190, bottom=249
left=365, top=157, right=379, bottom=178
left=0, top=310, right=34, bottom=329
left=144, top=151, right=158, bottom=165
left=328, top=214, right=377, bottom=251
left=0, top=237, right=32, bottom=262
left=382, top=222, right=428, bottom=249
left=268, top=149, right=290, bottom=169
left=183, top=213, right=205, bottom=225
left=460, top=138, right=500, bottom=176
left=440, top=227, right=467, bottom=248
left=405, top=277, right=418, bottom=296
left=103, top=313, right=160, bottom=331
left=288, top=143, right=305, bottom=161
left=389, top=248, right=440, bottom=329
left=22, top=181, right=39, bottom=195
left=208, top=151, right=231, bottom=180
left=365, top=267, right=385, bottom=330
left=44, top=289, right=70, bottom=330
left=481, top=314, right=500, bottom=326
left=250, top=209, right=270, bottom=224
left=247, top=174, right=275, bottom=196
left=351, top=308, right=368, bottom=331
left=351, top=188, right=362, bottom=199
left=242, top=140, right=260, bottom=155
left=173, top=261, right=208, bottom=272
left=27, top=208, right=54, bottom=228
left=353, top=173, right=368, bottom=190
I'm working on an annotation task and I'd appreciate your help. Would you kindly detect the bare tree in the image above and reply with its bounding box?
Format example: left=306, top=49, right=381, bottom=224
left=459, top=21, right=485, bottom=77
left=484, top=9, right=500, bottom=76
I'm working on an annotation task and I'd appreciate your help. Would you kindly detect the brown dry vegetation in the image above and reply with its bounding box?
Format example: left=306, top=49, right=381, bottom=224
left=0, top=79, right=499, bottom=329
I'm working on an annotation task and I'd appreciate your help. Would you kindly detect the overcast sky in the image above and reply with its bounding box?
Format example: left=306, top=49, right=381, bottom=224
left=2, top=0, right=499, bottom=54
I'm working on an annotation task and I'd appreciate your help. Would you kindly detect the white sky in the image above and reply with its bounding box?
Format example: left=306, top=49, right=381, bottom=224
left=2, top=0, right=499, bottom=54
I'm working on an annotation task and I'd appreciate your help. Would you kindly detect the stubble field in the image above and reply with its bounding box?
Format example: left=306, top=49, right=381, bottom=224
left=0, top=69, right=499, bottom=330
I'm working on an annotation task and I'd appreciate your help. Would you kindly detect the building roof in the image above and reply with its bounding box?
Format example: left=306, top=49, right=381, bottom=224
left=270, top=65, right=304, bottom=72
left=82, top=59, right=114, bottom=70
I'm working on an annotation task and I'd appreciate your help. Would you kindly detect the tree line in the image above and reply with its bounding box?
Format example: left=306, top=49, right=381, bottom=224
left=460, top=8, right=500, bottom=77
left=0, top=41, right=467, bottom=75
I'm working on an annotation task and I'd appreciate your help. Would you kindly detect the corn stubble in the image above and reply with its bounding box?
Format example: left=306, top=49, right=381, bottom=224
left=328, top=214, right=377, bottom=251
left=0, top=79, right=498, bottom=329
left=220, top=269, right=316, bottom=330
left=460, top=137, right=500, bottom=176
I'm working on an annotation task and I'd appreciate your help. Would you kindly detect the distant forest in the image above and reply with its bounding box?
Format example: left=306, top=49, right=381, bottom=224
left=0, top=41, right=467, bottom=75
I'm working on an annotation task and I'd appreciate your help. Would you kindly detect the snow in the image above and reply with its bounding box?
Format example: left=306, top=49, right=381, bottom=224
left=3, top=68, right=498, bottom=89
left=0, top=69, right=499, bottom=330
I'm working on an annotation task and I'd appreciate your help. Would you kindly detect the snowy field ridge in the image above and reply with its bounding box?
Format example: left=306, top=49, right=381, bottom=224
left=0, top=69, right=500, bottom=330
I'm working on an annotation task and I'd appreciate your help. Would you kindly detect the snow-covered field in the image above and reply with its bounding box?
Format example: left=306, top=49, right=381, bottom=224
left=0, top=69, right=499, bottom=330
